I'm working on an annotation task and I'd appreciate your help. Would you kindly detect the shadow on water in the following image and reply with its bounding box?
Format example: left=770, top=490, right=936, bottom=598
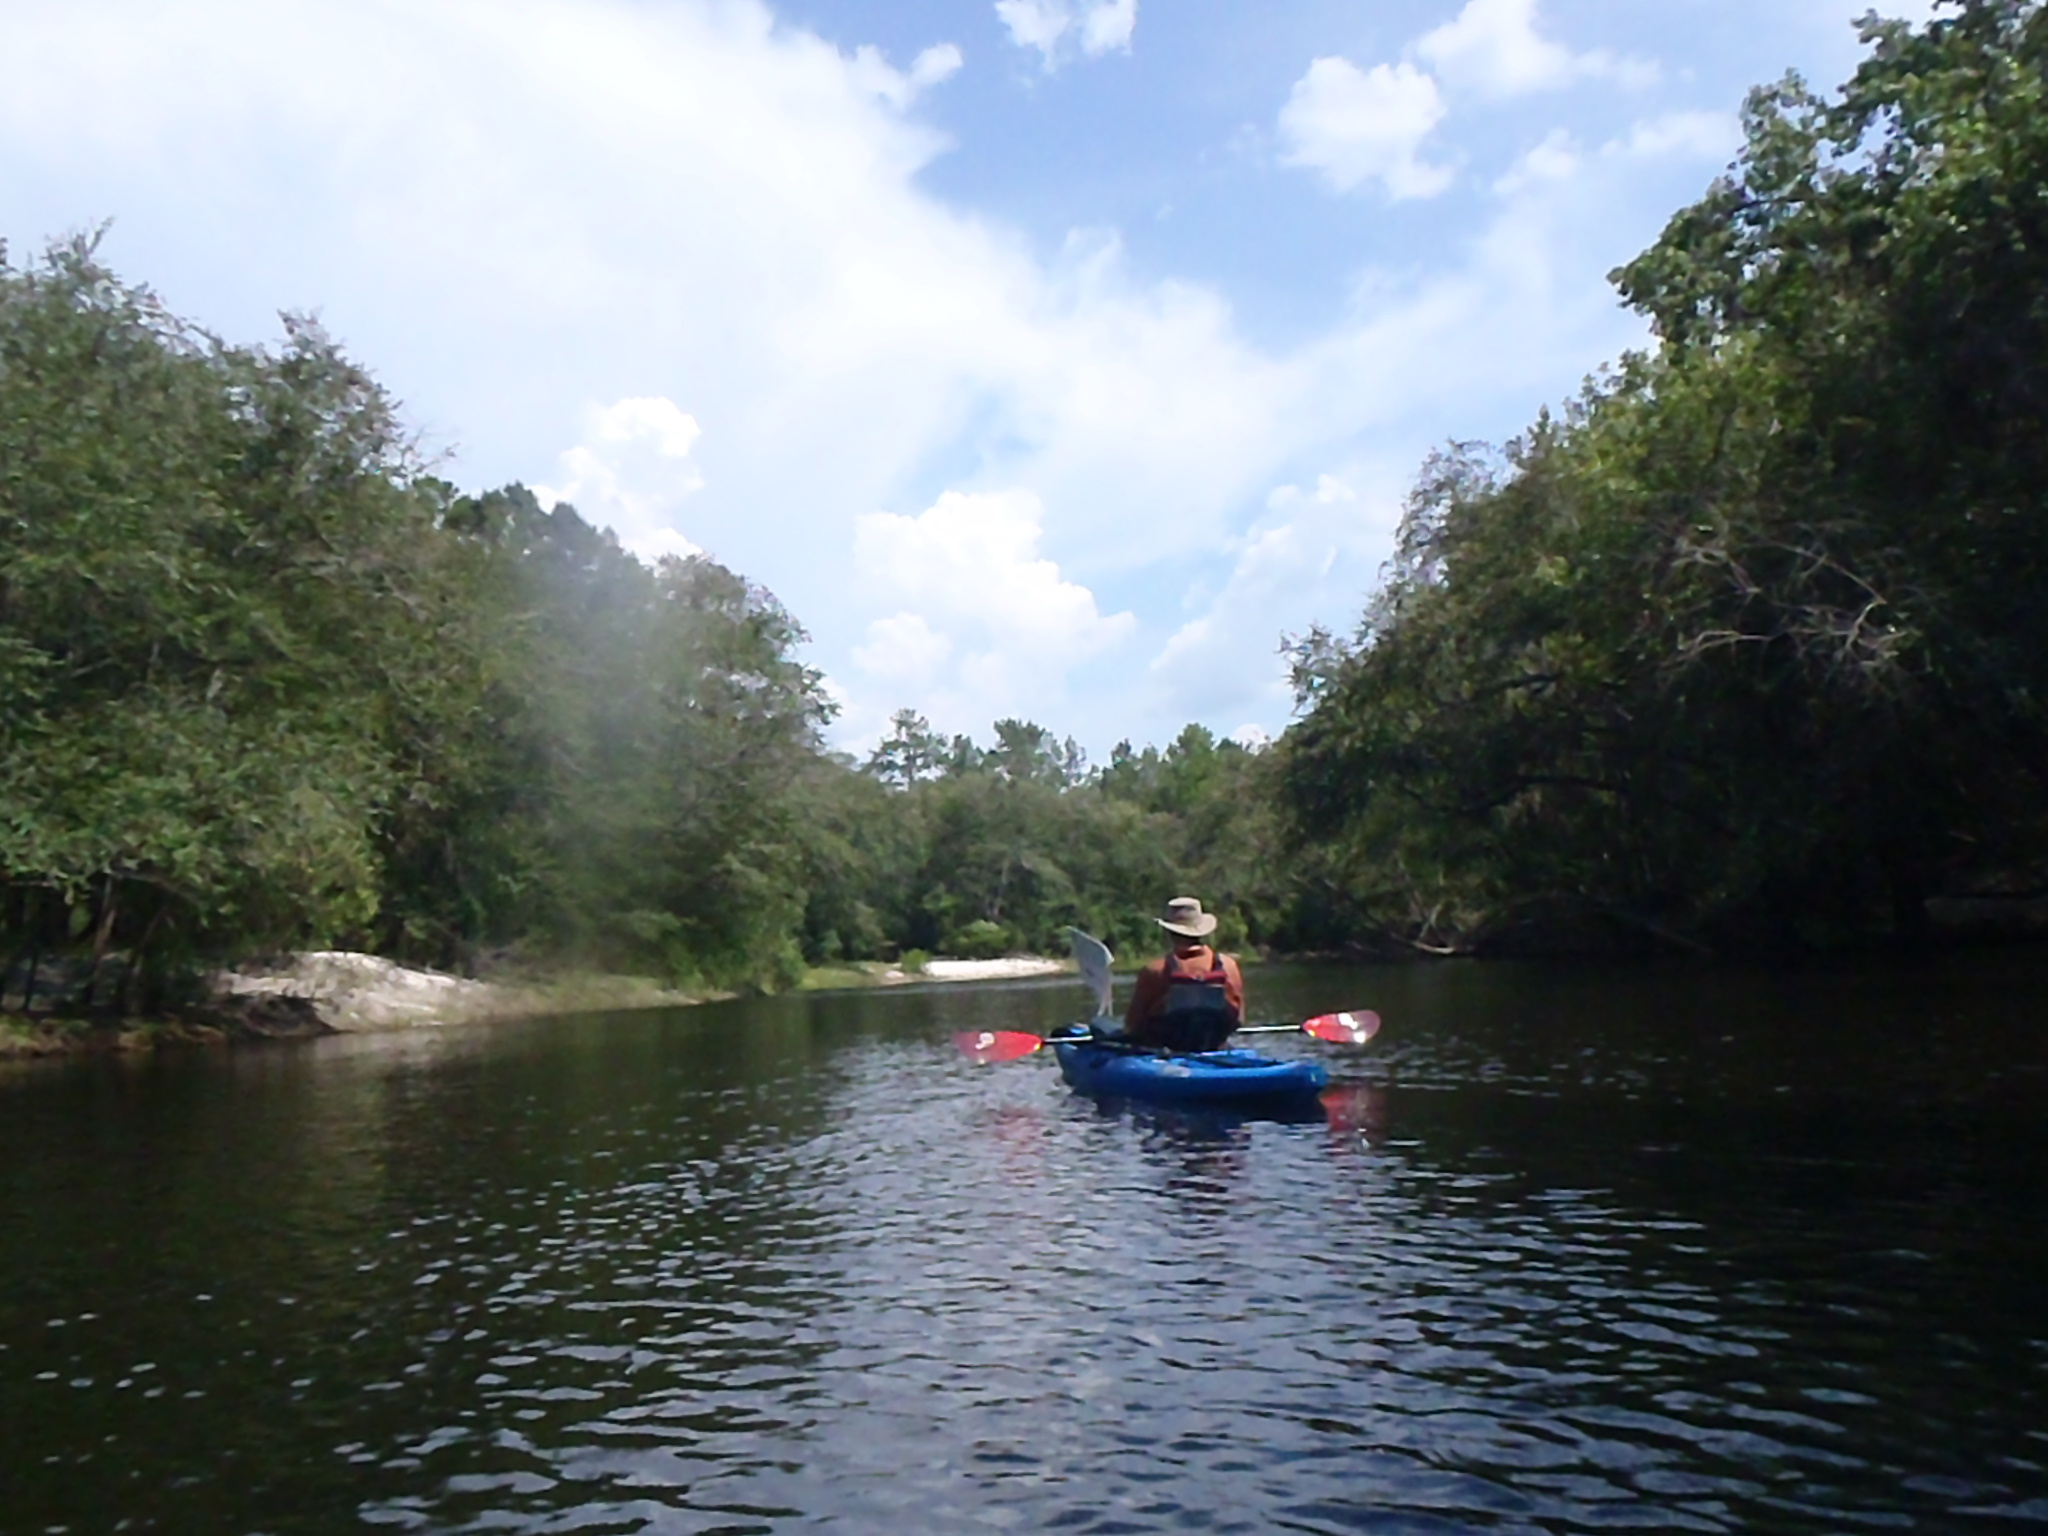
left=1, top=950, right=2045, bottom=1533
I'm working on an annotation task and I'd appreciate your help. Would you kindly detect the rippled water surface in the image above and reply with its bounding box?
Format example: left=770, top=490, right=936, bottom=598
left=4, top=952, right=2047, bottom=1534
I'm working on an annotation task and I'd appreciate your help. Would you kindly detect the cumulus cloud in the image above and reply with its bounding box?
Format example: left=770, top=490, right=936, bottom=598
left=1494, top=110, right=1735, bottom=198
left=1155, top=475, right=1359, bottom=667
left=1494, top=127, right=1581, bottom=194
left=534, top=396, right=705, bottom=562
left=1266, top=472, right=1363, bottom=518
left=1079, top=0, right=1138, bottom=56
left=995, top=0, right=1136, bottom=69
left=853, top=40, right=964, bottom=109
left=1276, top=0, right=1661, bottom=204
left=1417, top=0, right=1657, bottom=98
left=852, top=611, right=952, bottom=692
left=1144, top=472, right=1382, bottom=721
left=1277, top=58, right=1454, bottom=199
left=852, top=489, right=1134, bottom=730
left=1604, top=109, right=1741, bottom=162
left=911, top=43, right=966, bottom=88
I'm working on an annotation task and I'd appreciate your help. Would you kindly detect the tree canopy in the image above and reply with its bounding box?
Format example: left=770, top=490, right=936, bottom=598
left=1280, top=0, right=2048, bottom=954
left=0, top=238, right=835, bottom=1004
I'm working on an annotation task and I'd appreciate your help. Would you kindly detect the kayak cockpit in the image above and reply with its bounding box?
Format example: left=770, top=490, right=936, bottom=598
left=1050, top=1025, right=1329, bottom=1102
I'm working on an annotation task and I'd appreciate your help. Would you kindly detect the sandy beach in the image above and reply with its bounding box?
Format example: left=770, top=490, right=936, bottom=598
left=211, top=951, right=1069, bottom=1034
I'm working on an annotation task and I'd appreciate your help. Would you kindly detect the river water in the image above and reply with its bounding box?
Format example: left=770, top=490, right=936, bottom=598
left=2, top=951, right=2045, bottom=1534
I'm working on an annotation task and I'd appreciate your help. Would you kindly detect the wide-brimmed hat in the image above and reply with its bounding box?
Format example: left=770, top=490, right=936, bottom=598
left=1154, top=895, right=1218, bottom=938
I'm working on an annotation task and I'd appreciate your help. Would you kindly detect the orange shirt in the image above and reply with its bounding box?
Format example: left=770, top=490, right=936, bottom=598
left=1123, top=943, right=1246, bottom=1044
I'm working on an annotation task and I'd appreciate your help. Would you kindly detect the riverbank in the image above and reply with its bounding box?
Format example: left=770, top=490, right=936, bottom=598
left=0, top=953, right=707, bottom=1059
left=799, top=956, right=1068, bottom=989
left=0, top=950, right=1075, bottom=1058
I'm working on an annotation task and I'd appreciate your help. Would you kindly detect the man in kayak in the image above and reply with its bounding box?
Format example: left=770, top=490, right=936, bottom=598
left=1123, top=896, right=1245, bottom=1052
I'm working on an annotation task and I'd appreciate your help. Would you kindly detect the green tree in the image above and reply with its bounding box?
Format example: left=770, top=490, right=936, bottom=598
left=420, top=485, right=832, bottom=989
left=988, top=718, right=1087, bottom=788
left=1281, top=0, right=2048, bottom=954
left=864, top=708, right=949, bottom=787
left=1, top=237, right=842, bottom=1007
left=0, top=235, right=462, bottom=1004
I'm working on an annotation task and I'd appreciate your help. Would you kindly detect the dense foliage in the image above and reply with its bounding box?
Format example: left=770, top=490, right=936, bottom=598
left=1281, top=0, right=2048, bottom=954
left=2, top=242, right=452, bottom=1007
left=0, top=239, right=832, bottom=1005
left=390, top=483, right=833, bottom=989
left=798, top=714, right=1289, bottom=965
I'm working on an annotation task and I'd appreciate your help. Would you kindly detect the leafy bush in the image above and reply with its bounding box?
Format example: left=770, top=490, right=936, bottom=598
left=942, top=920, right=1015, bottom=960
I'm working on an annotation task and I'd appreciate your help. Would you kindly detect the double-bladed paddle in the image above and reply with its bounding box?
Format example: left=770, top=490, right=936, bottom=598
left=953, top=1009, right=1382, bottom=1065
left=949, top=928, right=1382, bottom=1063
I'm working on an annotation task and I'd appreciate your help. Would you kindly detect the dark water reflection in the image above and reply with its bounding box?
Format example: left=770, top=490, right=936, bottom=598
left=3, top=953, right=2046, bottom=1533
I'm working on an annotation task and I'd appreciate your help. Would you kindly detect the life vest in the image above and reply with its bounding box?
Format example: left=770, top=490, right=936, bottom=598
left=1154, top=949, right=1239, bottom=1052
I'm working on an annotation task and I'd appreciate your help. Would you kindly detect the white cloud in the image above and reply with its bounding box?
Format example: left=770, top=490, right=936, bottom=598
left=995, top=0, right=1066, bottom=58
left=911, top=43, right=966, bottom=90
left=1277, top=57, right=1455, bottom=199
left=1494, top=127, right=1581, bottom=194
left=1149, top=521, right=1318, bottom=691
left=534, top=396, right=705, bottom=562
left=1603, top=109, right=1740, bottom=163
left=852, top=489, right=1134, bottom=730
left=1277, top=1, right=1660, bottom=204
left=1417, top=0, right=1657, bottom=98
left=853, top=40, right=964, bottom=110
left=995, top=0, right=1136, bottom=70
left=852, top=611, right=952, bottom=691
left=1266, top=472, right=1361, bottom=515
left=1080, top=0, right=1138, bottom=56
left=1145, top=471, right=1385, bottom=720
left=1416, top=0, right=1569, bottom=95
left=595, top=395, right=702, bottom=459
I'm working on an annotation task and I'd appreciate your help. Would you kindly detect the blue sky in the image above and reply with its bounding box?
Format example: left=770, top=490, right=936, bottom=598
left=2, top=0, right=1925, bottom=761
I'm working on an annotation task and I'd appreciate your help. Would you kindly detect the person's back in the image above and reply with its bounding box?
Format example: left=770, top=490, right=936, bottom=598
left=1124, top=897, right=1244, bottom=1051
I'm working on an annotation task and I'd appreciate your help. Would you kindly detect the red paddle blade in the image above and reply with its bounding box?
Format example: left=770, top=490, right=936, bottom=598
left=1302, top=1009, right=1381, bottom=1046
left=953, top=1029, right=1049, bottom=1064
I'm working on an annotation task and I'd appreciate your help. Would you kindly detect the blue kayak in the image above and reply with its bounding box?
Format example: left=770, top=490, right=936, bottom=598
left=1051, top=1032, right=1329, bottom=1102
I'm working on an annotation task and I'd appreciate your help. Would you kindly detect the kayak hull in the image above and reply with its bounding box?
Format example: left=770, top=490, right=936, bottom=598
left=1052, top=1037, right=1328, bottom=1102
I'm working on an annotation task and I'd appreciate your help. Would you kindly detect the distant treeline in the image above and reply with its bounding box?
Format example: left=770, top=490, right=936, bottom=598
left=5, top=1, right=2046, bottom=1008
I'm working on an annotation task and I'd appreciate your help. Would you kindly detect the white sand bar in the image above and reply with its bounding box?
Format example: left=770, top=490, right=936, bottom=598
left=918, top=958, right=1067, bottom=981
left=212, top=952, right=692, bottom=1032
left=216, top=950, right=1070, bottom=1032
